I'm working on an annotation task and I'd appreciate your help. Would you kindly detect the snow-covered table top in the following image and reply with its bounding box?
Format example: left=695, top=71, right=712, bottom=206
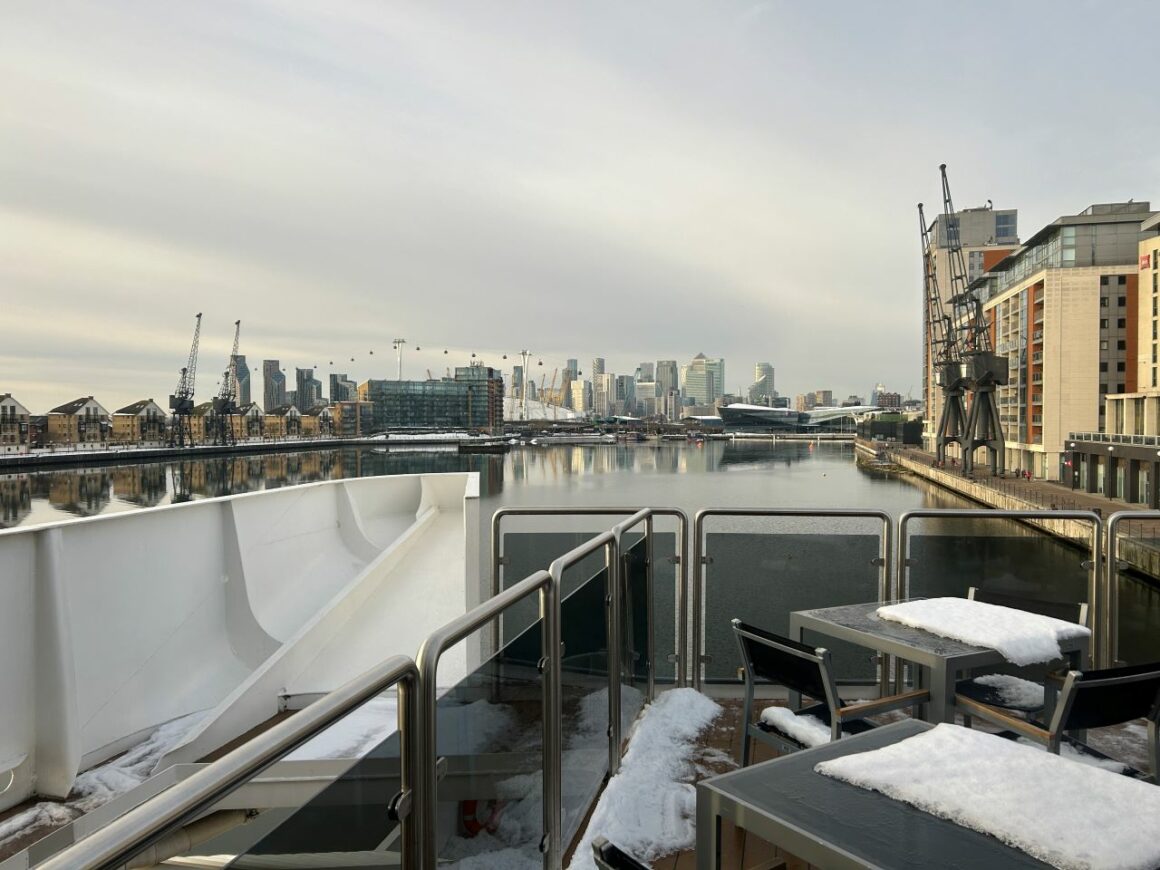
left=876, top=597, right=1090, bottom=666
left=816, top=723, right=1160, bottom=870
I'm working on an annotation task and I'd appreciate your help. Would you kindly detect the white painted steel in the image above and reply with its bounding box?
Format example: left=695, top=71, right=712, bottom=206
left=0, top=472, right=478, bottom=813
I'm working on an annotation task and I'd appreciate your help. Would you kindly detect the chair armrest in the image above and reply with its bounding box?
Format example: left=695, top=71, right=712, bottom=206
left=837, top=689, right=930, bottom=720
left=955, top=694, right=1053, bottom=743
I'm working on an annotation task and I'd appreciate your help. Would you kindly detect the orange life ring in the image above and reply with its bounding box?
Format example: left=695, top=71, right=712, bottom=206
left=460, top=798, right=507, bottom=837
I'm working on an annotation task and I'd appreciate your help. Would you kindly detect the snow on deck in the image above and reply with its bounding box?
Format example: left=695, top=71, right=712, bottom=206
left=567, top=688, right=723, bottom=869
left=877, top=597, right=1089, bottom=666
left=816, top=723, right=1160, bottom=870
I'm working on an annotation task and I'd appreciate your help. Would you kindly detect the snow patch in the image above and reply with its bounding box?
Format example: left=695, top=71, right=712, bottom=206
left=0, top=711, right=206, bottom=850
left=567, top=688, right=722, bottom=869
left=759, top=707, right=831, bottom=747
left=972, top=674, right=1045, bottom=709
left=877, top=597, right=1089, bottom=666
left=816, top=723, right=1160, bottom=870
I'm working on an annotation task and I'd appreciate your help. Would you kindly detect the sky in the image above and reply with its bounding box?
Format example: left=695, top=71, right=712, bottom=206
left=2, top=1, right=1158, bottom=413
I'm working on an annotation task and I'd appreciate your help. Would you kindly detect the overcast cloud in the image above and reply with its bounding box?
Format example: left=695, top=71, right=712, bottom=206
left=2, top=0, right=1157, bottom=412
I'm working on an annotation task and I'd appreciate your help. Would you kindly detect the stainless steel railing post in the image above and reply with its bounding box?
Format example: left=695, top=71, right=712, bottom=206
left=608, top=509, right=653, bottom=772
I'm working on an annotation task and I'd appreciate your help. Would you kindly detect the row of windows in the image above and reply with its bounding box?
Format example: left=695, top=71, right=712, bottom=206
left=1099, top=339, right=1127, bottom=351
left=1099, top=384, right=1127, bottom=394
left=1099, top=318, right=1128, bottom=329
left=1098, top=295, right=1128, bottom=307
left=1099, top=362, right=1128, bottom=372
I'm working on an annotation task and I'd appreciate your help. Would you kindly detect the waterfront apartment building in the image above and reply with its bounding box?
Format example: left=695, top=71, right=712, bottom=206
left=1062, top=214, right=1160, bottom=503
left=263, top=360, right=286, bottom=411
left=46, top=397, right=109, bottom=447
left=922, top=205, right=1020, bottom=452
left=111, top=399, right=167, bottom=444
left=0, top=394, right=30, bottom=454
left=230, top=402, right=264, bottom=441
left=264, top=405, right=302, bottom=438
left=332, top=400, right=375, bottom=437
left=571, top=379, right=592, bottom=414
left=975, top=201, right=1154, bottom=479
left=359, top=365, right=504, bottom=432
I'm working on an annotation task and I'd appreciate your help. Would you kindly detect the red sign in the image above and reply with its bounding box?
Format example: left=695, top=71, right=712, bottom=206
left=1143, top=254, right=1152, bottom=270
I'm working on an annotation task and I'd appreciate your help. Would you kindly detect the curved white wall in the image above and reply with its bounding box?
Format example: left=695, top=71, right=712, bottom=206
left=0, top=472, right=476, bottom=812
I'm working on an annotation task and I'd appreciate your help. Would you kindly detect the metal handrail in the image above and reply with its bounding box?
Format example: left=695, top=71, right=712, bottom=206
left=38, top=655, right=420, bottom=870
left=898, top=508, right=1102, bottom=665
left=491, top=506, right=690, bottom=686
left=691, top=509, right=893, bottom=691
left=1105, top=510, right=1160, bottom=667
left=415, top=569, right=557, bottom=869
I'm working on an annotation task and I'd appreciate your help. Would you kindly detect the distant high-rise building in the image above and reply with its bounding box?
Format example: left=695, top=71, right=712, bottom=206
left=614, top=375, right=636, bottom=415
left=635, top=362, right=655, bottom=382
left=591, top=357, right=605, bottom=378
left=263, top=360, right=286, bottom=411
left=684, top=353, right=724, bottom=404
left=566, top=359, right=579, bottom=379
left=296, top=368, right=323, bottom=409
left=330, top=373, right=357, bottom=403
left=749, top=363, right=775, bottom=405
left=512, top=365, right=525, bottom=399
left=870, top=382, right=887, bottom=406
left=593, top=372, right=614, bottom=416
left=656, top=361, right=678, bottom=399
left=571, top=379, right=592, bottom=413
left=794, top=393, right=816, bottom=412
left=814, top=390, right=833, bottom=407
left=232, top=354, right=251, bottom=406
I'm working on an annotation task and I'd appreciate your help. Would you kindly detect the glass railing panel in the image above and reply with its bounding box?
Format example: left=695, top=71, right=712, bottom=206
left=500, top=526, right=680, bottom=683
left=116, top=684, right=412, bottom=868
left=432, top=621, right=545, bottom=866
left=1113, top=517, right=1160, bottom=665
left=702, top=519, right=884, bottom=684
left=905, top=516, right=1090, bottom=605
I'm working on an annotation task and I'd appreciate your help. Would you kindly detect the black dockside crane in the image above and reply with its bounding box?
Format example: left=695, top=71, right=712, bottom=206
left=211, top=320, right=242, bottom=446
left=168, top=313, right=202, bottom=447
left=921, top=166, right=1008, bottom=475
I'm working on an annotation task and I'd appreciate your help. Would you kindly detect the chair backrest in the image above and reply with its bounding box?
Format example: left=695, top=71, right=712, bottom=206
left=592, top=835, right=651, bottom=870
left=731, top=619, right=831, bottom=703
left=968, top=586, right=1088, bottom=626
left=1053, top=662, right=1160, bottom=732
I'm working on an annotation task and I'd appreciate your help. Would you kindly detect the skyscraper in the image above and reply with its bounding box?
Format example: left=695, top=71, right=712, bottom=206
left=330, top=373, right=357, bottom=403
left=591, top=357, right=605, bottom=377
left=656, top=360, right=678, bottom=396
left=635, top=362, right=654, bottom=382
left=296, top=367, right=323, bottom=409
left=684, top=353, right=724, bottom=405
left=263, top=360, right=286, bottom=411
left=233, top=354, right=251, bottom=406
left=748, top=363, right=775, bottom=405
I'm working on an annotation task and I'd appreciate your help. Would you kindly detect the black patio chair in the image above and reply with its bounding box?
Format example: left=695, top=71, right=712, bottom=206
left=954, top=586, right=1089, bottom=716
left=732, top=619, right=929, bottom=766
left=957, top=661, right=1160, bottom=781
left=592, top=836, right=651, bottom=870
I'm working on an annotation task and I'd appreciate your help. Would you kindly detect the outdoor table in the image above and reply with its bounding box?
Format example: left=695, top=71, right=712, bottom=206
left=695, top=719, right=1051, bottom=870
left=788, top=601, right=1089, bottom=723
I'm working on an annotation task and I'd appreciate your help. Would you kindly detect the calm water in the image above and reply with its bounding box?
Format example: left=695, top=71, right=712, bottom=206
left=3, top=440, right=1158, bottom=663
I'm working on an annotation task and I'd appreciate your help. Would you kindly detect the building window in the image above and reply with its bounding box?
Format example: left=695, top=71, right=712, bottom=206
left=1100, top=361, right=1109, bottom=372
left=1118, top=296, right=1127, bottom=306
left=1100, top=297, right=1109, bottom=307
left=1118, top=383, right=1126, bottom=393
left=1117, top=361, right=1126, bottom=372
left=1153, top=297, right=1157, bottom=316
left=1155, top=344, right=1159, bottom=364
left=1101, top=276, right=1109, bottom=286
left=1100, top=383, right=1109, bottom=393
left=1154, top=368, right=1158, bottom=388
left=1100, top=339, right=1109, bottom=350
left=1100, top=318, right=1109, bottom=329
left=1118, top=339, right=1127, bottom=350
left=1119, top=276, right=1127, bottom=286
left=1118, top=318, right=1127, bottom=328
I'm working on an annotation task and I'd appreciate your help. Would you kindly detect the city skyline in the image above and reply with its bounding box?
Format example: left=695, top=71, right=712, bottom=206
left=3, top=3, right=1157, bottom=412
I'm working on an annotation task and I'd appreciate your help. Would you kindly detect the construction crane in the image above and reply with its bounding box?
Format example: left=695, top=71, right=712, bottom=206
left=169, top=313, right=202, bottom=447
left=940, top=164, right=1007, bottom=474
left=920, top=202, right=968, bottom=466
left=547, top=368, right=558, bottom=421
left=211, top=320, right=241, bottom=446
